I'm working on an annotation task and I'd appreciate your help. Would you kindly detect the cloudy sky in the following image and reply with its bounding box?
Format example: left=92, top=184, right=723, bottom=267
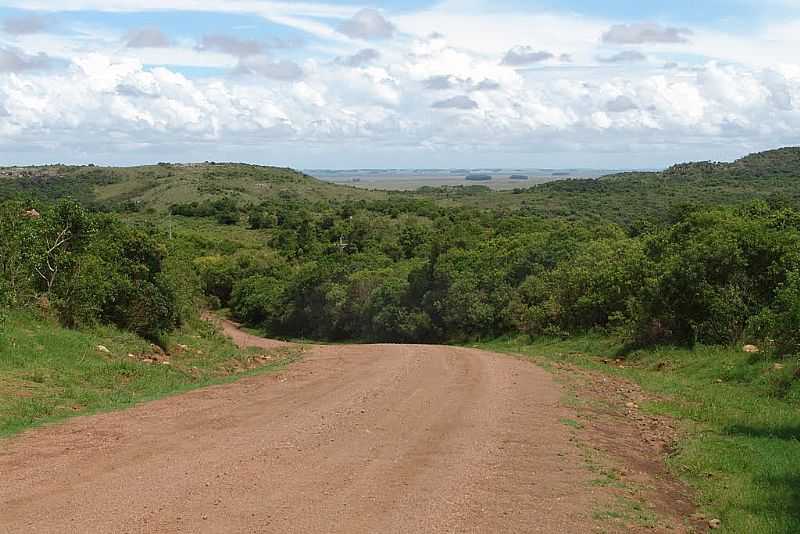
left=0, top=0, right=799, bottom=168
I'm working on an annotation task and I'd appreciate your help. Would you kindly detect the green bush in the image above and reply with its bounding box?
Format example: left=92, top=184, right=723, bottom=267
left=0, top=199, right=179, bottom=342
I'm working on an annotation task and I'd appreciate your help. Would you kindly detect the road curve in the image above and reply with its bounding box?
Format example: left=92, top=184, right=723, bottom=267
left=1, top=333, right=598, bottom=533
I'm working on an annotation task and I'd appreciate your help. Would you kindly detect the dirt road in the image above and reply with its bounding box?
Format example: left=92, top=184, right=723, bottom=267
left=1, top=329, right=606, bottom=533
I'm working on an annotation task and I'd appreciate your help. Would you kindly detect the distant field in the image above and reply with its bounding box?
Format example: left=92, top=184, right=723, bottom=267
left=308, top=169, right=628, bottom=191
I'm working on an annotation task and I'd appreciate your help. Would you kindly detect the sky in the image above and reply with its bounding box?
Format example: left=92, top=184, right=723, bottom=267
left=0, top=1, right=799, bottom=168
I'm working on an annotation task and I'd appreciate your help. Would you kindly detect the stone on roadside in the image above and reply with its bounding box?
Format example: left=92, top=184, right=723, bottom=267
left=96, top=345, right=111, bottom=354
left=743, top=344, right=760, bottom=353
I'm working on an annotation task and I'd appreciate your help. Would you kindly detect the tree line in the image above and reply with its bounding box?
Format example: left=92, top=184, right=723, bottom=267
left=186, top=196, right=800, bottom=356
left=3, top=190, right=799, bottom=359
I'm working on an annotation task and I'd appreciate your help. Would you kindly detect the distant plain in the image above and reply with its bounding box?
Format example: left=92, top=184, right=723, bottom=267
left=307, top=168, right=636, bottom=191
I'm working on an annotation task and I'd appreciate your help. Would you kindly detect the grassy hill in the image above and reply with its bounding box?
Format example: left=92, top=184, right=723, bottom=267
left=3, top=148, right=800, bottom=226
left=416, top=147, right=800, bottom=225
left=0, top=162, right=380, bottom=212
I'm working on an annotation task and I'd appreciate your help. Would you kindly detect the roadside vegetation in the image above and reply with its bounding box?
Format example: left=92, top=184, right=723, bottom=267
left=0, top=199, right=298, bottom=437
left=0, top=310, right=299, bottom=437
left=2, top=147, right=800, bottom=531
left=481, top=335, right=800, bottom=533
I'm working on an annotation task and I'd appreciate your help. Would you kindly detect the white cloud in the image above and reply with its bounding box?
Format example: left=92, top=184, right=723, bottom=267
left=0, top=51, right=798, bottom=162
left=235, top=56, right=304, bottom=80
left=335, top=48, right=381, bottom=68
left=195, top=35, right=264, bottom=57
left=0, top=46, right=53, bottom=72
left=501, top=47, right=555, bottom=66
left=598, top=50, right=647, bottom=63
left=338, top=9, right=395, bottom=40
left=602, top=23, right=692, bottom=44
left=125, top=27, right=172, bottom=48
left=431, top=95, right=478, bottom=109
left=1, top=0, right=800, bottom=166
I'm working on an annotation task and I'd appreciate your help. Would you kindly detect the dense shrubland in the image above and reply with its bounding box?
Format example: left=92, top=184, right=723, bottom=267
left=190, top=196, right=800, bottom=358
left=3, top=149, right=800, bottom=359
left=0, top=199, right=179, bottom=342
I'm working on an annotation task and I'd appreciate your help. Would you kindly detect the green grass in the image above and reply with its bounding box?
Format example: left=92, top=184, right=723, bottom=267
left=88, top=163, right=383, bottom=211
left=480, top=335, right=800, bottom=534
left=0, top=310, right=301, bottom=438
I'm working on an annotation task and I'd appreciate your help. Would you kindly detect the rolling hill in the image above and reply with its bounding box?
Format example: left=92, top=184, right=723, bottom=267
left=2, top=147, right=800, bottom=228
left=426, top=147, right=800, bottom=224
left=0, top=162, right=380, bottom=211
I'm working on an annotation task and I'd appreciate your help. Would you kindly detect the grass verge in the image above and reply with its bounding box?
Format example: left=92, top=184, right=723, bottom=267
left=478, top=335, right=800, bottom=534
left=0, top=310, right=301, bottom=438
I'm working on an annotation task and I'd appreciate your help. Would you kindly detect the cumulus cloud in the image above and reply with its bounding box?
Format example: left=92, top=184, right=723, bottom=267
left=125, top=27, right=172, bottom=48
left=431, top=95, right=479, bottom=110
left=2, top=14, right=48, bottom=35
left=605, top=95, right=638, bottom=113
left=0, top=49, right=799, bottom=166
left=335, top=48, right=380, bottom=67
left=598, top=50, right=647, bottom=63
left=115, top=84, right=158, bottom=98
left=602, top=23, right=692, bottom=44
left=473, top=79, right=501, bottom=91
left=196, top=35, right=265, bottom=57
left=423, top=75, right=455, bottom=90
left=0, top=46, right=52, bottom=72
left=501, top=46, right=554, bottom=66
left=338, top=8, right=395, bottom=40
left=422, top=75, right=500, bottom=92
left=235, top=55, right=303, bottom=80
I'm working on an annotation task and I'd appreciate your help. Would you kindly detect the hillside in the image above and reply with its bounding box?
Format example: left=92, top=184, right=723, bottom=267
left=3, top=148, right=800, bottom=227
left=419, top=147, right=800, bottom=225
left=0, top=163, right=380, bottom=211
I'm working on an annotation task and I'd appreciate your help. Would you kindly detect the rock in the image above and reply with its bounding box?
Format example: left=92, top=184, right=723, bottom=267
left=161, top=361, right=171, bottom=366
left=773, top=363, right=785, bottom=371
left=625, top=402, right=639, bottom=409
left=96, top=345, right=111, bottom=354
left=743, top=344, right=760, bottom=353
left=22, top=208, right=41, bottom=219
left=708, top=518, right=721, bottom=529
left=127, top=353, right=136, bottom=358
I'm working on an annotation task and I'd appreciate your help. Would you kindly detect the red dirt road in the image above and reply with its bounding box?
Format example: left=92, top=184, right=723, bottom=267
left=1, top=332, right=606, bottom=533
